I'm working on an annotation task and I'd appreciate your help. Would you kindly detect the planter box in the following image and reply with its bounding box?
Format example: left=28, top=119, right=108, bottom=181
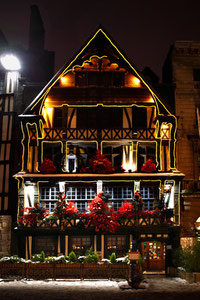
left=110, top=263, right=130, bottom=280
left=26, top=263, right=54, bottom=280
left=0, top=263, right=130, bottom=280
left=83, top=263, right=109, bottom=279
left=55, top=263, right=82, bottom=279
left=0, top=263, right=25, bottom=279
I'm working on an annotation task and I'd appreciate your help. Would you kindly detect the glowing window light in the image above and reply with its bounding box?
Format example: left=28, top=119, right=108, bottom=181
left=131, top=76, right=141, bottom=87
left=0, top=54, right=21, bottom=71
left=61, top=76, right=68, bottom=85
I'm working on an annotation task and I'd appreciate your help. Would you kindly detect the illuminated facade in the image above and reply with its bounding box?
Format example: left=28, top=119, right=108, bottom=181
left=15, top=27, right=184, bottom=271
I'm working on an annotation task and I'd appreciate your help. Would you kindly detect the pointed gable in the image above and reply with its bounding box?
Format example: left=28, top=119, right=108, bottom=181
left=22, top=26, right=174, bottom=119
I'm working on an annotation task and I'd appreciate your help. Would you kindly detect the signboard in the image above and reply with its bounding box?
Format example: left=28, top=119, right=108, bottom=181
left=128, top=251, right=140, bottom=261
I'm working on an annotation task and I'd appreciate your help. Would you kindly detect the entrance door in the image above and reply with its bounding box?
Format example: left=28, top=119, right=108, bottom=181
left=142, top=241, right=165, bottom=271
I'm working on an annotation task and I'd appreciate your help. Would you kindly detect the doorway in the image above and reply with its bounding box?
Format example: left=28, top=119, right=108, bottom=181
left=141, top=241, right=165, bottom=271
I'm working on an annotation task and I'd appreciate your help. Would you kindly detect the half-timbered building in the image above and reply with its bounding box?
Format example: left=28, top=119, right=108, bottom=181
left=15, top=27, right=184, bottom=271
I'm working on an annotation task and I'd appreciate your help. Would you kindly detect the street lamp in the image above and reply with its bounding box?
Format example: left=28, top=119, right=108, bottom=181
left=0, top=54, right=21, bottom=71
left=0, top=53, right=21, bottom=93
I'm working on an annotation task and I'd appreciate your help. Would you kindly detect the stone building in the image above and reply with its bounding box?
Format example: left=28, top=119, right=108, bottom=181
left=163, top=41, right=200, bottom=244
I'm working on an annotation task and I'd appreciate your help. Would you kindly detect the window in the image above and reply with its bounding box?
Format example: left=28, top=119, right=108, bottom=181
left=138, top=143, right=156, bottom=171
left=70, top=236, right=92, bottom=256
left=77, top=108, right=97, bottom=129
left=103, top=145, right=122, bottom=167
left=140, top=185, right=158, bottom=211
left=106, top=235, right=127, bottom=257
left=193, top=69, right=200, bottom=81
left=54, top=108, right=63, bottom=128
left=132, top=106, right=147, bottom=129
left=43, top=142, right=62, bottom=171
left=75, top=71, right=124, bottom=87
left=66, top=186, right=96, bottom=211
left=66, top=143, right=97, bottom=171
left=77, top=107, right=122, bottom=129
left=40, top=186, right=59, bottom=212
left=103, top=185, right=133, bottom=210
left=33, top=236, right=57, bottom=256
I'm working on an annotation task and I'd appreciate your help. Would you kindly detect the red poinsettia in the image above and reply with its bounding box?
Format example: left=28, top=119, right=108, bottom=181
left=141, top=158, right=156, bottom=173
left=39, top=158, right=57, bottom=173
left=89, top=150, right=114, bottom=174
left=18, top=204, right=49, bottom=226
left=117, top=201, right=134, bottom=219
left=87, top=193, right=108, bottom=212
left=85, top=193, right=119, bottom=233
left=53, top=192, right=78, bottom=218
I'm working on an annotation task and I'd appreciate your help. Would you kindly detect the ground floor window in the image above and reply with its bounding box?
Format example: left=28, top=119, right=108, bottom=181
left=69, top=236, right=92, bottom=256
left=33, top=236, right=57, bottom=256
left=103, top=185, right=133, bottom=211
left=140, top=185, right=158, bottom=211
left=105, top=235, right=128, bottom=257
left=40, top=186, right=59, bottom=212
left=66, top=186, right=96, bottom=211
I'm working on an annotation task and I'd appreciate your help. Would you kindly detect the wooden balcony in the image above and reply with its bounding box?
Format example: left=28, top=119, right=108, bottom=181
left=18, top=212, right=174, bottom=229
left=36, top=127, right=157, bottom=141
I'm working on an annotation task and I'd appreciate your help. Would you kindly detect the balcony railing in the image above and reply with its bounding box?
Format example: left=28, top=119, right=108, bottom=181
left=36, top=128, right=157, bottom=141
left=18, top=212, right=174, bottom=229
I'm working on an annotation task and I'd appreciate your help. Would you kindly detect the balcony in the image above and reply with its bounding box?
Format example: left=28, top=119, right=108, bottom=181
left=37, top=128, right=157, bottom=141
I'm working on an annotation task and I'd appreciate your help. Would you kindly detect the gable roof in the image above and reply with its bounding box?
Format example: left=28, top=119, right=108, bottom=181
left=22, top=25, right=174, bottom=117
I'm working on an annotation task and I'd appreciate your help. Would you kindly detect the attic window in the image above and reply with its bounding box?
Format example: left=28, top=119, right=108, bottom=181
left=75, top=71, right=124, bottom=87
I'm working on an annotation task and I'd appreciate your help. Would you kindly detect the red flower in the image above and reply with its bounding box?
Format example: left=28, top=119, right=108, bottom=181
left=141, top=158, right=156, bottom=173
left=39, top=158, right=57, bottom=173
left=117, top=201, right=134, bottom=219
left=89, top=150, right=113, bottom=174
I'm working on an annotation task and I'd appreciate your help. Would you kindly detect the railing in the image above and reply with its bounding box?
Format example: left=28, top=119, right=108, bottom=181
left=38, top=128, right=157, bottom=140
left=18, top=212, right=174, bottom=229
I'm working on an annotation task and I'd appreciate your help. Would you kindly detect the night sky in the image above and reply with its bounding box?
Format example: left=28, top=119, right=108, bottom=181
left=1, top=0, right=200, bottom=79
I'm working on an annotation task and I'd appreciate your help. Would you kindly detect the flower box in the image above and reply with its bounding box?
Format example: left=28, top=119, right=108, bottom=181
left=0, top=262, right=130, bottom=280
left=0, top=263, right=25, bottom=279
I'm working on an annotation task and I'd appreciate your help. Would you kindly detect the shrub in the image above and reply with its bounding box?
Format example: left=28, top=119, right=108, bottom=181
left=46, top=255, right=68, bottom=264
left=31, top=251, right=45, bottom=263
left=40, top=251, right=45, bottom=262
left=84, top=247, right=99, bottom=263
left=109, top=253, right=116, bottom=263
left=172, top=247, right=184, bottom=268
left=172, top=240, right=200, bottom=272
left=68, top=251, right=77, bottom=263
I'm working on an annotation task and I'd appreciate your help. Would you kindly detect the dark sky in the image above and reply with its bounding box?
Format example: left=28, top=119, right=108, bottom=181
left=1, top=0, right=200, bottom=79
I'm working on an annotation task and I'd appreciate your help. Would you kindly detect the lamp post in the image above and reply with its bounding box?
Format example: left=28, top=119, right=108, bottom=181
left=0, top=53, right=21, bottom=93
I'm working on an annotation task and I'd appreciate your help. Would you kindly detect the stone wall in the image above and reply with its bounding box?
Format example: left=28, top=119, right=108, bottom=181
left=0, top=215, right=11, bottom=256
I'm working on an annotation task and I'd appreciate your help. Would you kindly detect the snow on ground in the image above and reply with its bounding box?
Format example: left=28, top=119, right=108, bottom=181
left=0, top=277, right=200, bottom=300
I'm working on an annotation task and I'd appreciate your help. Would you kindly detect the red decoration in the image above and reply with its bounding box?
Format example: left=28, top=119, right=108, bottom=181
left=141, top=158, right=156, bottom=173
left=18, top=204, right=49, bottom=226
left=117, top=202, right=134, bottom=219
left=39, top=158, right=57, bottom=173
left=53, top=192, right=78, bottom=218
left=89, top=150, right=114, bottom=174
left=84, top=193, right=119, bottom=233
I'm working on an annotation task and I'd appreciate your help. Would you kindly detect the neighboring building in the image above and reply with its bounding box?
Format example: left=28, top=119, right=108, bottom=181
left=163, top=41, right=200, bottom=244
left=15, top=27, right=184, bottom=272
left=0, top=5, right=54, bottom=256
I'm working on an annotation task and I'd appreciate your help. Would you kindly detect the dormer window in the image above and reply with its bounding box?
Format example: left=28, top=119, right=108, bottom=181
left=75, top=71, right=124, bottom=87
